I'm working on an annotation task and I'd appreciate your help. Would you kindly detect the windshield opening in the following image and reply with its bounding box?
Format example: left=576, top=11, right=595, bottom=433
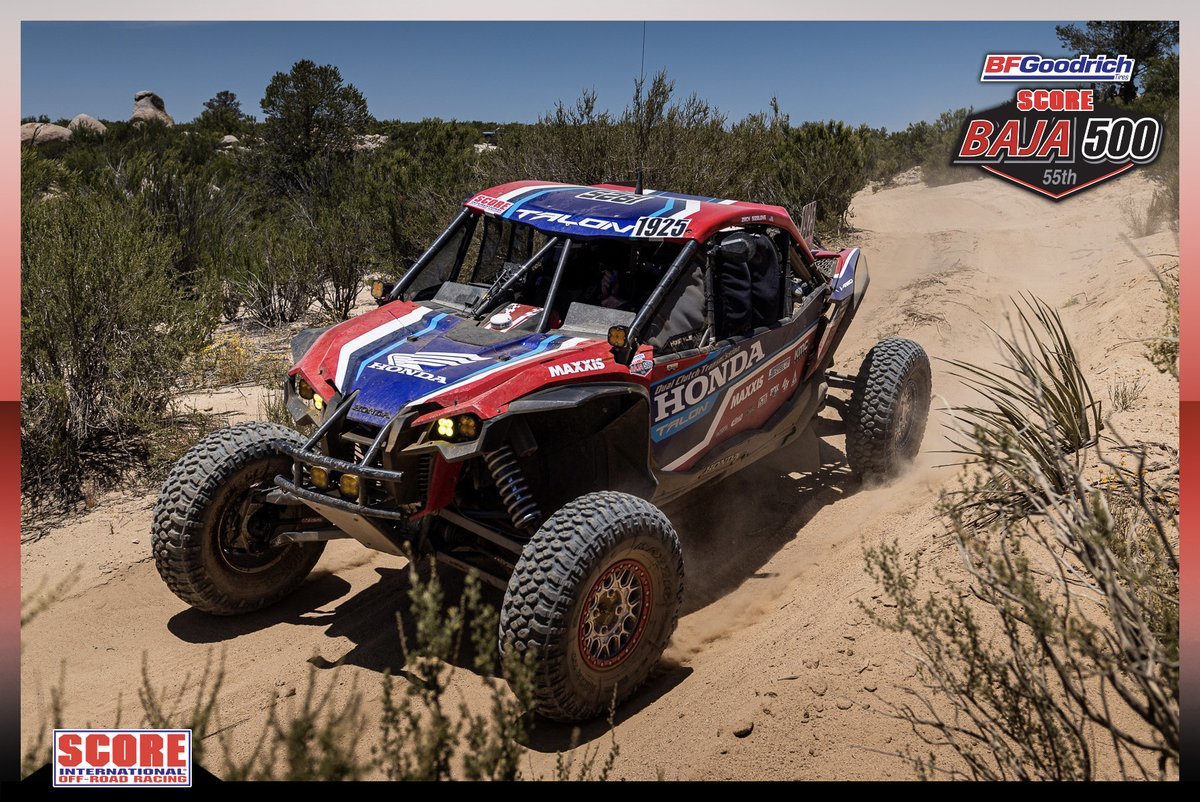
left=403, top=212, right=692, bottom=336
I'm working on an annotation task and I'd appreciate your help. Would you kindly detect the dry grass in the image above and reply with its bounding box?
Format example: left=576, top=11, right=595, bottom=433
left=1108, top=374, right=1149, bottom=412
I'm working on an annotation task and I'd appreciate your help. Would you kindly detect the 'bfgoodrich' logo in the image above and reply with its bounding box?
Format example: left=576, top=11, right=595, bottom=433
left=955, top=57, right=1162, bottom=200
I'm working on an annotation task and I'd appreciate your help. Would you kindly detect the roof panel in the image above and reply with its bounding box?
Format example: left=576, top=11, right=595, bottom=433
left=465, top=180, right=806, bottom=248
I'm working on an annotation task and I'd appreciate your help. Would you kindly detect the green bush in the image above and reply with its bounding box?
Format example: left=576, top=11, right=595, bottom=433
left=227, top=222, right=316, bottom=327
left=21, top=193, right=211, bottom=504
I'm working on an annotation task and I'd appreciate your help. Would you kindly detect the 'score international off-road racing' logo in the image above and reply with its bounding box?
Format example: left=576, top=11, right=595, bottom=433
left=53, top=729, right=192, bottom=787
left=955, top=55, right=1162, bottom=200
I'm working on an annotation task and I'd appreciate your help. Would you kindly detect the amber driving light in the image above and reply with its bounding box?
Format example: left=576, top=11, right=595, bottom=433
left=608, top=325, right=628, bottom=348
left=339, top=474, right=360, bottom=498
left=370, top=280, right=386, bottom=300
left=433, top=414, right=480, bottom=442
left=310, top=466, right=331, bottom=490
left=296, top=376, right=315, bottom=400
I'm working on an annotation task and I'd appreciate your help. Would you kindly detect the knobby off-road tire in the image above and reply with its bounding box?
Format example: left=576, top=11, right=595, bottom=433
left=499, top=491, right=684, bottom=722
left=845, top=337, right=932, bottom=481
left=152, top=422, right=325, bottom=615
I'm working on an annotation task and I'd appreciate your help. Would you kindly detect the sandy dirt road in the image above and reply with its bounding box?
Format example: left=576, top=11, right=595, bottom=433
left=21, top=172, right=1178, bottom=780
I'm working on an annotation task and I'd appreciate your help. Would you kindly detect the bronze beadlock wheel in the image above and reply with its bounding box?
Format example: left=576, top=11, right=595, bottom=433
left=578, top=558, right=653, bottom=671
left=500, top=491, right=684, bottom=722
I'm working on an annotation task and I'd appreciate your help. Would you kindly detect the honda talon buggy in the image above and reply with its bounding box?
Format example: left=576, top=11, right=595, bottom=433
left=153, top=181, right=931, bottom=721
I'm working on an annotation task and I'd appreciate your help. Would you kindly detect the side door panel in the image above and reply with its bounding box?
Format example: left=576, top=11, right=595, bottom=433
left=650, top=287, right=825, bottom=472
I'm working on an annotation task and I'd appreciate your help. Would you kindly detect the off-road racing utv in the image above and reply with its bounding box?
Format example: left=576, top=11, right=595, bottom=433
left=153, top=181, right=931, bottom=721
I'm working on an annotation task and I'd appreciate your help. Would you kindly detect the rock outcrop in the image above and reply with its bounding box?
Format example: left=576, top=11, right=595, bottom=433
left=21, top=122, right=72, bottom=147
left=353, top=133, right=388, bottom=151
left=68, top=114, right=107, bottom=136
left=131, top=91, right=174, bottom=126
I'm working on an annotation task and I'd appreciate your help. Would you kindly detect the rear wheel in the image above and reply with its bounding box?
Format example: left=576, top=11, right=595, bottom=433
left=499, top=491, right=684, bottom=722
left=845, top=337, right=932, bottom=480
left=152, top=422, right=326, bottom=615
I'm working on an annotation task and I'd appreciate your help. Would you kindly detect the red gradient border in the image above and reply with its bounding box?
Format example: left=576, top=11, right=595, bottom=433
left=2, top=6, right=1194, bottom=785
left=1179, top=17, right=1196, bottom=776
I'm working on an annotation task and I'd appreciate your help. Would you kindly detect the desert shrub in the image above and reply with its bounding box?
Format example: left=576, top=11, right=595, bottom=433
left=772, top=119, right=871, bottom=234
left=866, top=295, right=1178, bottom=780
left=1107, top=374, right=1149, bottom=412
left=487, top=73, right=873, bottom=237
left=20, top=565, right=618, bottom=780
left=377, top=561, right=535, bottom=780
left=186, top=332, right=283, bottom=389
left=1147, top=267, right=1179, bottom=379
left=227, top=223, right=316, bottom=327
left=21, top=192, right=212, bottom=505
left=20, top=148, right=75, bottom=205
left=918, top=107, right=981, bottom=187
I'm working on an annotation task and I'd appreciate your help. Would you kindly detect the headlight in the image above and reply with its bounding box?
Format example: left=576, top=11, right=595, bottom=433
left=339, top=474, right=360, bottom=498
left=296, top=376, right=315, bottom=400
left=432, top=414, right=480, bottom=442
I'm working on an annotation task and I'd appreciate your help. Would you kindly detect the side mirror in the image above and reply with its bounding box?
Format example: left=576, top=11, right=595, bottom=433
left=370, top=279, right=395, bottom=304
left=608, top=325, right=634, bottom=365
left=713, top=233, right=756, bottom=262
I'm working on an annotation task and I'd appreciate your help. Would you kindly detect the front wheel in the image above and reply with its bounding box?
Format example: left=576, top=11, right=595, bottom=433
left=151, top=422, right=326, bottom=615
left=499, top=492, right=684, bottom=722
left=845, top=337, right=932, bottom=481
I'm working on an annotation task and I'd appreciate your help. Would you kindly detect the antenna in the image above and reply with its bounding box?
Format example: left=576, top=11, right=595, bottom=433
left=636, top=21, right=647, bottom=195
left=639, top=21, right=646, bottom=85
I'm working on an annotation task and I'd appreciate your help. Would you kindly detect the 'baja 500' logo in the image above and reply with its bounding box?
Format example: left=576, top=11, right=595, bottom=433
left=955, top=54, right=1164, bottom=200
left=953, top=89, right=1161, bottom=199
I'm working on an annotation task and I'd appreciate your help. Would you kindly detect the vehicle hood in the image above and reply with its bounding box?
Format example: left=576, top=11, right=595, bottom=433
left=291, top=302, right=614, bottom=426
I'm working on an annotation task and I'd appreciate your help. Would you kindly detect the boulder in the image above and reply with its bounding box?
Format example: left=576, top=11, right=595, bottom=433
left=353, top=133, right=388, bottom=151
left=219, top=134, right=240, bottom=149
left=130, top=90, right=174, bottom=126
left=68, top=114, right=107, bottom=135
left=21, top=122, right=72, bottom=147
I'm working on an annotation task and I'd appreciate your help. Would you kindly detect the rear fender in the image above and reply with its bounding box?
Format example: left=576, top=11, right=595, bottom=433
left=829, top=248, right=869, bottom=309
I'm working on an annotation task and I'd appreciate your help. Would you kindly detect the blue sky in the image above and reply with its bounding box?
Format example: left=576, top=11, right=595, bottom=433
left=22, top=21, right=1079, bottom=131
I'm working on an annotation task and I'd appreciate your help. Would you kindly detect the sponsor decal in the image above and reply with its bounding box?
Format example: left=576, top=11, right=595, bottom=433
left=653, top=342, right=765, bottom=421
left=980, top=53, right=1134, bottom=83
left=633, top=217, right=689, bottom=238
left=629, top=354, right=653, bottom=377
left=352, top=403, right=392, bottom=419
left=654, top=396, right=717, bottom=441
left=54, top=729, right=191, bottom=787
left=729, top=377, right=764, bottom=407
left=512, top=210, right=635, bottom=234
left=463, top=193, right=511, bottom=212
left=466, top=193, right=513, bottom=213
left=954, top=58, right=1160, bottom=199
left=576, top=189, right=652, bottom=205
left=768, top=358, right=791, bottom=380
left=367, top=351, right=485, bottom=384
left=699, top=452, right=742, bottom=477
left=548, top=357, right=605, bottom=377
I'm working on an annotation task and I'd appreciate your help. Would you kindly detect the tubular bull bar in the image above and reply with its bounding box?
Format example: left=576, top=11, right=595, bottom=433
left=274, top=389, right=418, bottom=555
